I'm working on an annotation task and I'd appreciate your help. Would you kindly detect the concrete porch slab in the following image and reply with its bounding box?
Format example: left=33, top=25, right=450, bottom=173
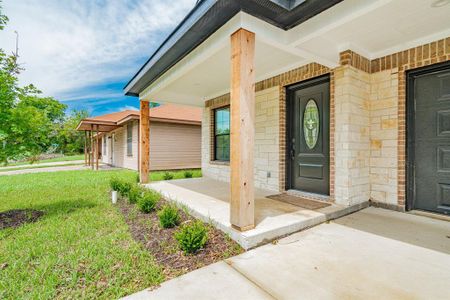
left=146, top=177, right=367, bottom=249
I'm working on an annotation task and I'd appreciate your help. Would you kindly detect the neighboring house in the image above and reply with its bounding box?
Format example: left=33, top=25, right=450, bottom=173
left=124, top=0, right=450, bottom=230
left=76, top=104, right=202, bottom=171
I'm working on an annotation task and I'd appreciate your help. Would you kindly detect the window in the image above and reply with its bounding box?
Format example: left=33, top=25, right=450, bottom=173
left=103, top=136, right=107, bottom=155
left=127, top=124, right=133, bottom=156
left=214, top=107, right=230, bottom=161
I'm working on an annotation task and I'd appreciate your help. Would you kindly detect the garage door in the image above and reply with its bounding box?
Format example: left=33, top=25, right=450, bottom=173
left=409, top=63, right=450, bottom=215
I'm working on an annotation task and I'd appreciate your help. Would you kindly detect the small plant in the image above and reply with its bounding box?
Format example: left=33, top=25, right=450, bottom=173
left=183, top=171, right=193, bottom=178
left=128, top=185, right=144, bottom=204
left=118, top=181, right=132, bottom=197
left=137, top=190, right=160, bottom=213
left=135, top=173, right=140, bottom=183
left=109, top=177, right=122, bottom=191
left=158, top=205, right=181, bottom=228
left=163, top=172, right=174, bottom=180
left=175, top=220, right=208, bottom=254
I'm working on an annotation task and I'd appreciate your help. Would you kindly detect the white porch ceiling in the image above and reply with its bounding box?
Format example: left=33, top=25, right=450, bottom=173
left=141, top=0, right=450, bottom=106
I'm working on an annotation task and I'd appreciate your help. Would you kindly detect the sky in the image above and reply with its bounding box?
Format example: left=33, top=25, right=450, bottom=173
left=0, top=0, right=197, bottom=116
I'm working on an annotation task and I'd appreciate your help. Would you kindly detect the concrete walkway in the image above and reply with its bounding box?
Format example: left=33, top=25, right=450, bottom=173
left=0, top=163, right=115, bottom=176
left=124, top=207, right=450, bottom=300
left=0, top=160, right=84, bottom=170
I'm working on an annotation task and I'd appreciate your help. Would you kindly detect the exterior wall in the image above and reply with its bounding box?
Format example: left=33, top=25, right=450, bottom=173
left=369, top=70, right=399, bottom=205
left=150, top=121, right=201, bottom=170
left=202, top=87, right=280, bottom=191
left=341, top=37, right=450, bottom=209
left=103, top=120, right=201, bottom=171
left=199, top=37, right=449, bottom=210
left=334, top=66, right=371, bottom=206
left=102, top=120, right=139, bottom=170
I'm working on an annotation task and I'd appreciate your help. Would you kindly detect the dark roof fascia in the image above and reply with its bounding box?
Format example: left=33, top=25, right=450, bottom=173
left=124, top=0, right=342, bottom=97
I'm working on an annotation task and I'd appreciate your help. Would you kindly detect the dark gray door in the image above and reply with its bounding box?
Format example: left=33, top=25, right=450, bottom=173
left=410, top=65, right=450, bottom=215
left=287, top=76, right=330, bottom=195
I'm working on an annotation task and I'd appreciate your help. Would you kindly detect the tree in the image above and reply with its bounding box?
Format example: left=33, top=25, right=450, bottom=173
left=0, top=3, right=68, bottom=164
left=57, top=109, right=89, bottom=155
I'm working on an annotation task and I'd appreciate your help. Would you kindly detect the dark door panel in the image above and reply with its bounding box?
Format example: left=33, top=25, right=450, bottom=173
left=409, top=64, right=450, bottom=215
left=287, top=76, right=330, bottom=195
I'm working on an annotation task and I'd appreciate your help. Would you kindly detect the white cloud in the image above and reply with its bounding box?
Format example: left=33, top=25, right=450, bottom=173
left=0, top=0, right=196, bottom=99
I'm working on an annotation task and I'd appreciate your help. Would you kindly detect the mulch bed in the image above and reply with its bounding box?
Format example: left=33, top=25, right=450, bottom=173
left=0, top=209, right=44, bottom=230
left=117, top=197, right=244, bottom=279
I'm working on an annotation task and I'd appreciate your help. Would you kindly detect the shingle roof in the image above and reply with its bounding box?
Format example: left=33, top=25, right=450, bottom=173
left=76, top=104, right=201, bottom=132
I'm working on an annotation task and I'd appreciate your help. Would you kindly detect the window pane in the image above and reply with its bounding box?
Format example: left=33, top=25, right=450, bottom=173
left=214, top=107, right=230, bottom=161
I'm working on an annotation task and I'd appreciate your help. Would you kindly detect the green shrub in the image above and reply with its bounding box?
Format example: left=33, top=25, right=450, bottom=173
left=137, top=190, right=160, bottom=213
left=158, top=205, right=181, bottom=228
left=183, top=171, right=193, bottom=178
left=128, top=185, right=144, bottom=204
left=109, top=177, right=122, bottom=191
left=163, top=172, right=174, bottom=180
left=175, top=220, right=208, bottom=254
left=135, top=173, right=140, bottom=183
left=118, top=181, right=133, bottom=197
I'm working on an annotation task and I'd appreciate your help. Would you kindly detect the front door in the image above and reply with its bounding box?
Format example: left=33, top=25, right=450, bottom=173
left=287, top=76, right=330, bottom=195
left=408, top=63, right=450, bottom=215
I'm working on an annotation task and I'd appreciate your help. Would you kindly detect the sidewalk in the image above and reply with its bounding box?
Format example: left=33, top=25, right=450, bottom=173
left=0, top=163, right=116, bottom=176
left=0, top=160, right=85, bottom=170
left=124, top=207, right=450, bottom=299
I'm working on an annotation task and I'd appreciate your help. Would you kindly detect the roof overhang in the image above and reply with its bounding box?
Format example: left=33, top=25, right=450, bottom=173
left=76, top=120, right=121, bottom=132
left=124, top=0, right=342, bottom=97
left=132, top=0, right=450, bottom=107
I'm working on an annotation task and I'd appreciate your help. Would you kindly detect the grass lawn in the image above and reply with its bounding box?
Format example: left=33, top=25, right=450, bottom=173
left=3, top=154, right=85, bottom=167
left=0, top=170, right=163, bottom=299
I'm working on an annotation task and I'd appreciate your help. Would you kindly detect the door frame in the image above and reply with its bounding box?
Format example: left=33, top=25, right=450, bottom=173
left=406, top=60, right=450, bottom=211
left=285, top=74, right=330, bottom=192
left=110, top=133, right=115, bottom=165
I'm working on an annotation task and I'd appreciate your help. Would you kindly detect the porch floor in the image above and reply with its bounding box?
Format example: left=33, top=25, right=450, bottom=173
left=146, top=177, right=367, bottom=249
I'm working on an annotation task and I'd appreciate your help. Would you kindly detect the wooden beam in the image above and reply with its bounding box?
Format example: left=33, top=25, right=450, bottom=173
left=84, top=131, right=88, bottom=166
left=95, top=125, right=99, bottom=170
left=87, top=130, right=91, bottom=167
left=229, top=28, right=256, bottom=231
left=91, top=126, right=94, bottom=170
left=140, top=100, right=150, bottom=183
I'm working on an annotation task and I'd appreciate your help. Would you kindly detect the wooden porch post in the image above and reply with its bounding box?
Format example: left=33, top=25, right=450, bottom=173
left=87, top=130, right=91, bottom=167
left=229, top=28, right=256, bottom=231
left=95, top=125, right=99, bottom=170
left=91, top=126, right=94, bottom=170
left=84, top=131, right=88, bottom=166
left=140, top=100, right=150, bottom=183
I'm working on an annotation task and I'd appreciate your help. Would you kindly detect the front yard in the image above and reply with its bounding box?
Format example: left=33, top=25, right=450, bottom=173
left=0, top=169, right=239, bottom=299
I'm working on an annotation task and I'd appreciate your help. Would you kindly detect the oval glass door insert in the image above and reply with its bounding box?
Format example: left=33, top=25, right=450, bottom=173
left=303, top=99, right=319, bottom=149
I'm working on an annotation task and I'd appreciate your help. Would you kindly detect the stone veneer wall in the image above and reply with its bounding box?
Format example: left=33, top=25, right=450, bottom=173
left=370, top=70, right=399, bottom=205
left=341, top=37, right=450, bottom=208
left=334, top=66, right=371, bottom=206
left=202, top=87, right=280, bottom=191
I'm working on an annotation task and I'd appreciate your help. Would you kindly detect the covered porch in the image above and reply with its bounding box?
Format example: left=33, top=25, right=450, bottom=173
left=131, top=0, right=450, bottom=235
left=147, top=177, right=366, bottom=249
